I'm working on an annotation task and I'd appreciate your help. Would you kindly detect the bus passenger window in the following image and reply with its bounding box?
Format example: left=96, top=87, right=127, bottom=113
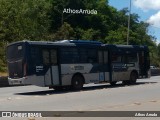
left=50, top=49, right=57, bottom=65
left=79, top=49, right=87, bottom=63
left=60, top=48, right=79, bottom=64
left=98, top=51, right=103, bottom=64
left=122, top=55, right=127, bottom=63
left=128, top=54, right=137, bottom=63
left=43, top=50, right=49, bottom=65
left=30, top=47, right=42, bottom=65
left=87, top=49, right=97, bottom=63
left=112, top=55, right=121, bottom=62
left=104, top=51, right=108, bottom=64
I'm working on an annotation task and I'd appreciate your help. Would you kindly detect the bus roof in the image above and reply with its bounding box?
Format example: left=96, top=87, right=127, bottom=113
left=7, top=40, right=149, bottom=51
left=7, top=40, right=103, bottom=47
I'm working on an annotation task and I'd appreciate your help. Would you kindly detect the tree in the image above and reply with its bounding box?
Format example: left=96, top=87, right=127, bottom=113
left=0, top=0, right=52, bottom=42
left=105, top=27, right=128, bottom=44
left=51, top=22, right=75, bottom=40
left=81, top=28, right=101, bottom=40
left=0, top=0, right=160, bottom=72
left=0, top=0, right=52, bottom=72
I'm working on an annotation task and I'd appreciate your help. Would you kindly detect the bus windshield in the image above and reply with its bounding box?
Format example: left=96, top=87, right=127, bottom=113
left=7, top=43, right=25, bottom=79
left=7, top=43, right=24, bottom=61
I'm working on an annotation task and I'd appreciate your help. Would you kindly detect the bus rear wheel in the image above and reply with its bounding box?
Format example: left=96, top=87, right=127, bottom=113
left=71, top=75, right=84, bottom=90
left=123, top=72, right=137, bottom=85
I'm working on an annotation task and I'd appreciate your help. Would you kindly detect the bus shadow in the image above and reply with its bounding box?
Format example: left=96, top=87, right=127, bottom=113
left=15, top=81, right=157, bottom=96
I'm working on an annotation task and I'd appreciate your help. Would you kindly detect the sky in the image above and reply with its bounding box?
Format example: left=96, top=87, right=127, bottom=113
left=108, top=0, right=160, bottom=44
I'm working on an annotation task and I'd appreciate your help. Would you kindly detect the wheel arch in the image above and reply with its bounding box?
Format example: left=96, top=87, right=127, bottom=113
left=71, top=72, right=85, bottom=84
left=130, top=70, right=138, bottom=78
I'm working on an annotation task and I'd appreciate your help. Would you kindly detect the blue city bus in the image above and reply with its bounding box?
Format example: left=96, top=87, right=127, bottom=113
left=6, top=40, right=150, bottom=90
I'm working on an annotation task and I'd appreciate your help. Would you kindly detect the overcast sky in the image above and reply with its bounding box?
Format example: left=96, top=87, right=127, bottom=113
left=109, top=0, right=160, bottom=44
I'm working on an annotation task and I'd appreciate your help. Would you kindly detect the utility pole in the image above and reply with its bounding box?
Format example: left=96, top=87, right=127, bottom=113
left=127, top=0, right=131, bottom=45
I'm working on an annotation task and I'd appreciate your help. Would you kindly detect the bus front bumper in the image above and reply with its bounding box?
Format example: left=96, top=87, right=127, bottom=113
left=8, top=77, right=26, bottom=85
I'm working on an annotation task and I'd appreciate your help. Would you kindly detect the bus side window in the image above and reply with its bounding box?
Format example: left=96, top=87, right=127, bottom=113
left=98, top=51, right=103, bottom=64
left=104, top=51, right=108, bottom=64
left=60, top=48, right=79, bottom=64
left=112, top=54, right=121, bottom=63
left=98, top=51, right=108, bottom=64
left=87, top=49, right=97, bottom=63
left=30, top=47, right=42, bottom=65
left=122, top=54, right=138, bottom=63
left=79, top=49, right=87, bottom=63
left=42, top=50, right=49, bottom=65
left=122, top=55, right=127, bottom=63
left=128, top=54, right=138, bottom=63
left=50, top=49, right=57, bottom=65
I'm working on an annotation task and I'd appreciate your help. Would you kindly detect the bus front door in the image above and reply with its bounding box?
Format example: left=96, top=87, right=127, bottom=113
left=43, top=49, right=59, bottom=86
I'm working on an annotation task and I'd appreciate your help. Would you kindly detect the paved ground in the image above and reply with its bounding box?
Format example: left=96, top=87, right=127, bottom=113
left=0, top=76, right=160, bottom=120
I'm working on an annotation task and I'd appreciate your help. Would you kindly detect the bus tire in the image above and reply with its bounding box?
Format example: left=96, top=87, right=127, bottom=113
left=130, top=72, right=138, bottom=84
left=71, top=75, right=84, bottom=90
left=110, top=81, right=117, bottom=86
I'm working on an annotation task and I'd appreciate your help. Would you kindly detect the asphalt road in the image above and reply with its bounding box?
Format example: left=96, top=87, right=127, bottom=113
left=0, top=76, right=160, bottom=119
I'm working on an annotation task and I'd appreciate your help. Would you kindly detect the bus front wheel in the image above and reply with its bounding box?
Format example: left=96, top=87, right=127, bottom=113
left=71, top=75, right=84, bottom=90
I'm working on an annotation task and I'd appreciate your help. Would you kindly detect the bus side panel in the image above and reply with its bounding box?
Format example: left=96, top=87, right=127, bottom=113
left=61, top=64, right=93, bottom=86
left=112, top=62, right=139, bottom=81
left=23, top=75, right=45, bottom=87
left=61, top=73, right=100, bottom=85
left=105, top=72, right=110, bottom=81
left=61, top=72, right=110, bottom=85
left=112, top=72, right=129, bottom=81
left=112, top=63, right=129, bottom=81
left=61, top=64, right=110, bottom=86
left=84, top=73, right=110, bottom=83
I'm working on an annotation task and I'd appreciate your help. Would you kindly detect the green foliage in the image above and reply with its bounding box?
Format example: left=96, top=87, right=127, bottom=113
left=82, top=29, right=101, bottom=40
left=0, top=0, right=52, bottom=42
left=50, top=22, right=75, bottom=40
left=0, top=0, right=52, bottom=72
left=0, top=0, right=160, bottom=72
left=0, top=42, right=7, bottom=72
left=105, top=27, right=128, bottom=44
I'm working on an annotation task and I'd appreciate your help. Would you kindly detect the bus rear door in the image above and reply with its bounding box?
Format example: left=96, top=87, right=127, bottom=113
left=98, top=50, right=110, bottom=82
